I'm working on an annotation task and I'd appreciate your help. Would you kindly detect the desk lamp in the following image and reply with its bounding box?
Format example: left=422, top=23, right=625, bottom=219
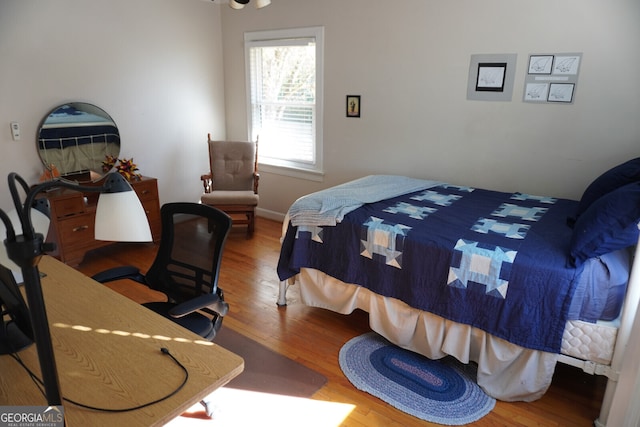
left=0, top=171, right=152, bottom=407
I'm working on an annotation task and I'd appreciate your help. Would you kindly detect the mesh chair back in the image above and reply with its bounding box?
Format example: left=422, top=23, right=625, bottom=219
left=0, top=264, right=34, bottom=353
left=145, top=203, right=232, bottom=306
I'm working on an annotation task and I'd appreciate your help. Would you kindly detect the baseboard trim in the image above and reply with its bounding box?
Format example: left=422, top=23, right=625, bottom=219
left=256, top=207, right=286, bottom=223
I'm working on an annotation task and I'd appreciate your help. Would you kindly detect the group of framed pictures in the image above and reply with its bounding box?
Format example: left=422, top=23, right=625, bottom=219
left=465, top=52, right=582, bottom=104
left=353, top=52, right=582, bottom=114
left=523, top=53, right=582, bottom=104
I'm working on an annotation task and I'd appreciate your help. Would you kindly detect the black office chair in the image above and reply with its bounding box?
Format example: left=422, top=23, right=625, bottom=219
left=0, top=264, right=34, bottom=355
left=92, top=202, right=232, bottom=341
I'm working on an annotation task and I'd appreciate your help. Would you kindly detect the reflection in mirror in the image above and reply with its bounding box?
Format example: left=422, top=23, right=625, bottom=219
left=37, top=103, right=121, bottom=182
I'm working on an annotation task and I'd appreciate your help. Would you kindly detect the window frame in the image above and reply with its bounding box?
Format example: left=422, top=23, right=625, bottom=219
left=244, top=26, right=324, bottom=181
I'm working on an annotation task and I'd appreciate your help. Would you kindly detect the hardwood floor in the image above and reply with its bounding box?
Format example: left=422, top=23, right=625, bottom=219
left=77, top=217, right=606, bottom=426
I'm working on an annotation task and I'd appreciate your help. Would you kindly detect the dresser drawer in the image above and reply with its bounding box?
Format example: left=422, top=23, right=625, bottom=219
left=132, top=177, right=161, bottom=241
left=142, top=198, right=161, bottom=224
left=51, top=193, right=85, bottom=218
left=57, top=213, right=96, bottom=247
left=133, top=179, right=159, bottom=202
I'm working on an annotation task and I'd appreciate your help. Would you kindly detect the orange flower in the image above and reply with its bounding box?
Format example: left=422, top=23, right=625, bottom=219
left=115, top=157, right=141, bottom=181
left=102, top=155, right=117, bottom=172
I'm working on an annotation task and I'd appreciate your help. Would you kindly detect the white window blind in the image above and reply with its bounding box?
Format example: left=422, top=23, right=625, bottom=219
left=245, top=27, right=323, bottom=176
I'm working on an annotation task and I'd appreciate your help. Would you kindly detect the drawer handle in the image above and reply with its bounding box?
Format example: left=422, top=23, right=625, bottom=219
left=141, top=190, right=150, bottom=195
left=72, top=225, right=89, bottom=232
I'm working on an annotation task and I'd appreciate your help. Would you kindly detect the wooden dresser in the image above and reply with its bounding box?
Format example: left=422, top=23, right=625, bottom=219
left=43, top=176, right=161, bottom=267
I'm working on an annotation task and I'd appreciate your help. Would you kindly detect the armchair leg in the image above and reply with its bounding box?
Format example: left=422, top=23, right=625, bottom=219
left=246, top=211, right=255, bottom=238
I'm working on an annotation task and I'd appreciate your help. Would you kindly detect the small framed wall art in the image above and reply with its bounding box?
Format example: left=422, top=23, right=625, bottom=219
left=476, top=63, right=507, bottom=92
left=547, top=83, right=575, bottom=103
left=528, top=55, right=554, bottom=74
left=467, top=53, right=517, bottom=102
left=346, top=95, right=361, bottom=118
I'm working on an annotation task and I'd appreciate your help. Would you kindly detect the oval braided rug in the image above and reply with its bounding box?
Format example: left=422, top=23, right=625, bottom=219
left=339, top=332, right=495, bottom=425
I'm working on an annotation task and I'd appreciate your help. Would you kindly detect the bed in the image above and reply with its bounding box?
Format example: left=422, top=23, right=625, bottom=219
left=276, top=161, right=640, bottom=427
left=38, top=104, right=120, bottom=176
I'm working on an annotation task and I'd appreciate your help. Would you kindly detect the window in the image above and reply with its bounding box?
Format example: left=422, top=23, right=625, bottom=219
left=245, top=27, right=324, bottom=179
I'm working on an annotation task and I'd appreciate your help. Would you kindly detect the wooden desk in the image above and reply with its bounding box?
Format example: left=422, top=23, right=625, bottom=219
left=0, top=256, right=244, bottom=426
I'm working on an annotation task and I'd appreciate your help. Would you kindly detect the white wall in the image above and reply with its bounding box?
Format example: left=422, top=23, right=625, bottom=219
left=220, top=0, right=640, bottom=218
left=0, top=0, right=226, bottom=212
left=1, top=0, right=639, bottom=219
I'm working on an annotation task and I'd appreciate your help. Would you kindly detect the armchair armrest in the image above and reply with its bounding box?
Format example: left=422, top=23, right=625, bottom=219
left=91, top=266, right=146, bottom=285
left=169, top=293, right=229, bottom=318
left=253, top=172, right=260, bottom=194
left=201, top=172, right=213, bottom=193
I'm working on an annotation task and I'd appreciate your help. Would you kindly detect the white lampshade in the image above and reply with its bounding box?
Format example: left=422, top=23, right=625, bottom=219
left=0, top=208, right=50, bottom=279
left=254, top=0, right=271, bottom=8
left=95, top=191, right=152, bottom=242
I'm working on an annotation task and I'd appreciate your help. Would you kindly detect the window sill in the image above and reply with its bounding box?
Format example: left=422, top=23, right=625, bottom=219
left=259, top=163, right=324, bottom=182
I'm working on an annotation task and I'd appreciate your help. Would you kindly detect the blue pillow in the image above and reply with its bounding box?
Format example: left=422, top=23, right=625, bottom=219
left=570, top=181, right=640, bottom=266
left=576, top=157, right=640, bottom=217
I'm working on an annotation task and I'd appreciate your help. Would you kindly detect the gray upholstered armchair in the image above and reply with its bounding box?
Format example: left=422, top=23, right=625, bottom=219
left=200, top=134, right=259, bottom=237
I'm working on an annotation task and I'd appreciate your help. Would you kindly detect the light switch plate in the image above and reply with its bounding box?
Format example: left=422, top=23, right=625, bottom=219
left=10, top=122, right=20, bottom=141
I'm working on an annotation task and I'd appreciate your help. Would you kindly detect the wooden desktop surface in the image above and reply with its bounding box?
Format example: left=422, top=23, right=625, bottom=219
left=0, top=256, right=244, bottom=426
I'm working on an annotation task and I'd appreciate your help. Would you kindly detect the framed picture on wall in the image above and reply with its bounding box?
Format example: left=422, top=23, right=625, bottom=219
left=528, top=55, right=553, bottom=74
left=553, top=55, right=581, bottom=75
left=475, top=63, right=507, bottom=92
left=523, top=52, right=582, bottom=104
left=467, top=54, right=517, bottom=101
left=524, top=83, right=549, bottom=101
left=547, top=83, right=575, bottom=103
left=346, top=95, right=361, bottom=117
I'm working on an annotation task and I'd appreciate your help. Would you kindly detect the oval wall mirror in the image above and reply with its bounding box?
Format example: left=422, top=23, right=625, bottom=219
left=37, top=102, right=121, bottom=182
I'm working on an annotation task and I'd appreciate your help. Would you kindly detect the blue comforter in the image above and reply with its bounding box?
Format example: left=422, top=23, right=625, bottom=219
left=278, top=182, right=584, bottom=353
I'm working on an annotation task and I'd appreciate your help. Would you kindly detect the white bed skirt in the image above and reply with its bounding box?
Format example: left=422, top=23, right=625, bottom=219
left=295, top=267, right=559, bottom=402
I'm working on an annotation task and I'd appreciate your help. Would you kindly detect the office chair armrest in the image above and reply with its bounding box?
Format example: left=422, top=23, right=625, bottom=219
left=91, top=266, right=146, bottom=285
left=169, top=293, right=229, bottom=318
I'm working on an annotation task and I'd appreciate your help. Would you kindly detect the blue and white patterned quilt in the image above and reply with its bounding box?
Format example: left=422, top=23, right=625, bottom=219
left=278, top=182, right=583, bottom=353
